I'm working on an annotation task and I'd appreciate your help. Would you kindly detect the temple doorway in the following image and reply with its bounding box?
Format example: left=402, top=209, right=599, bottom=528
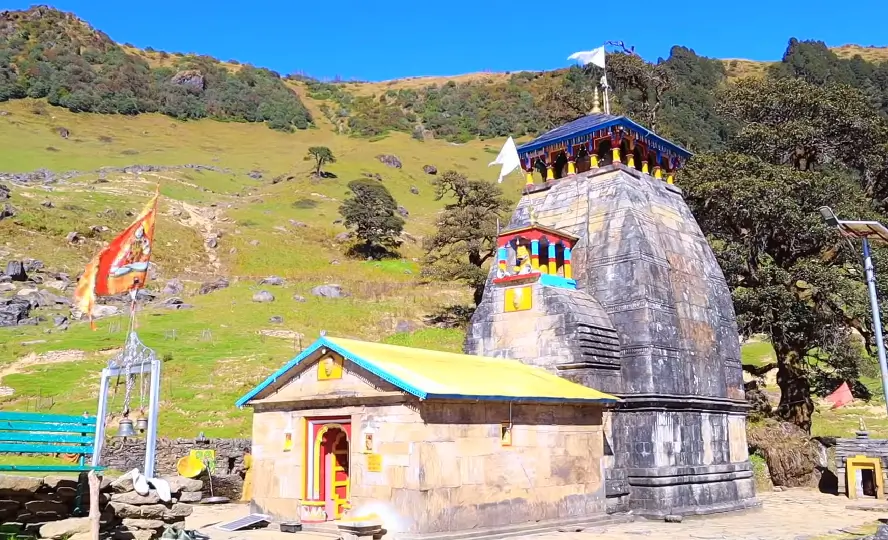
left=302, top=418, right=351, bottom=522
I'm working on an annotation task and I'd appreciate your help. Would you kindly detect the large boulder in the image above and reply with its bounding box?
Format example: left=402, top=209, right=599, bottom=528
left=422, top=165, right=437, bottom=175
left=4, top=260, right=27, bottom=281
left=0, top=297, right=32, bottom=327
left=162, top=279, right=183, bottom=295
left=0, top=184, right=10, bottom=199
left=376, top=154, right=402, bottom=169
left=252, top=290, right=275, bottom=303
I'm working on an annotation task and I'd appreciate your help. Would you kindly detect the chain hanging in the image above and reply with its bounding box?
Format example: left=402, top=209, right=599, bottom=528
left=109, top=331, right=157, bottom=417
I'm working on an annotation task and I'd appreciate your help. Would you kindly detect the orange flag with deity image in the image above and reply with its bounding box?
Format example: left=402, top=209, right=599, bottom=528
left=74, top=188, right=159, bottom=329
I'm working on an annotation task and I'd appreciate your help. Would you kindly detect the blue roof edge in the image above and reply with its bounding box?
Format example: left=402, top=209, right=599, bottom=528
left=234, top=337, right=431, bottom=408
left=516, top=116, right=692, bottom=159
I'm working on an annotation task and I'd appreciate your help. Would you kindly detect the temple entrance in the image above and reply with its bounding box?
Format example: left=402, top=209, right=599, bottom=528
left=301, top=418, right=351, bottom=522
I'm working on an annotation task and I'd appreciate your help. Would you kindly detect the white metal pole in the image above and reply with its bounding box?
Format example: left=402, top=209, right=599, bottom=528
left=91, top=369, right=110, bottom=468
left=143, top=359, right=162, bottom=478
left=863, top=238, right=888, bottom=414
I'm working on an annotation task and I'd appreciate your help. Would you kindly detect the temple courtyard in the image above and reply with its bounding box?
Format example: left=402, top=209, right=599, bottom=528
left=185, top=489, right=887, bottom=540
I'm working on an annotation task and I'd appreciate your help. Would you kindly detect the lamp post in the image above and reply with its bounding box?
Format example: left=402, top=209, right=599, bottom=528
left=819, top=206, right=888, bottom=414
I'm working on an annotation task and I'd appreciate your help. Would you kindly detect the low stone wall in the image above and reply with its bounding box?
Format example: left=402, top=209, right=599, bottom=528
left=0, top=472, right=202, bottom=540
left=835, top=433, right=888, bottom=497
left=102, top=437, right=249, bottom=500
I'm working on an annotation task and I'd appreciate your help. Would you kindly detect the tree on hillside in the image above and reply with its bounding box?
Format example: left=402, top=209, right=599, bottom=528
left=306, top=146, right=336, bottom=177
left=717, top=77, right=888, bottom=200
left=421, top=171, right=511, bottom=306
left=680, top=152, right=876, bottom=432
left=339, top=179, right=403, bottom=259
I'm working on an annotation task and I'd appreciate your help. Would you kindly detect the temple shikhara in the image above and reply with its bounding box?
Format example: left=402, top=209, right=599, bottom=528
left=238, top=98, right=756, bottom=538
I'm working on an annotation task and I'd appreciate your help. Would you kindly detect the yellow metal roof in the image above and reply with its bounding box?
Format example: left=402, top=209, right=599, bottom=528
left=237, top=336, right=619, bottom=406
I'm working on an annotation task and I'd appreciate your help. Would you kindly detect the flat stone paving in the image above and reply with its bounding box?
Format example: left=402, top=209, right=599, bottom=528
left=185, top=489, right=885, bottom=540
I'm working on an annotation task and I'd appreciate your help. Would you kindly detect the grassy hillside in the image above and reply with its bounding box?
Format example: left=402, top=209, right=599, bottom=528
left=1, top=6, right=887, bottom=440
left=0, top=93, right=526, bottom=437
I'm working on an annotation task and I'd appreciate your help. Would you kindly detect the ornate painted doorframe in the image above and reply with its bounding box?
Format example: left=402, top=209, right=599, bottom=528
left=301, top=417, right=351, bottom=522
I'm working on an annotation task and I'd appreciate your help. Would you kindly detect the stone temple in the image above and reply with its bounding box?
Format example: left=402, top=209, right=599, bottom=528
left=465, top=111, right=758, bottom=517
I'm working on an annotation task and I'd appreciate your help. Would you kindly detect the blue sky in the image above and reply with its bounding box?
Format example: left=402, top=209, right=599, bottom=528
left=11, top=0, right=888, bottom=82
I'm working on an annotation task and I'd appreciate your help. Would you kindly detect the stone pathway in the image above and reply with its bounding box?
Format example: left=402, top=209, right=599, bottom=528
left=185, top=489, right=885, bottom=540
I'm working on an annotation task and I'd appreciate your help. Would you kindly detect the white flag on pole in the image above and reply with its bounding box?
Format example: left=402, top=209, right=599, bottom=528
left=489, top=136, right=521, bottom=184
left=568, top=46, right=606, bottom=69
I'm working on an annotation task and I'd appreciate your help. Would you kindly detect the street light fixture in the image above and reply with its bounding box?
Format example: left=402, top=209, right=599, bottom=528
left=819, top=206, right=888, bottom=414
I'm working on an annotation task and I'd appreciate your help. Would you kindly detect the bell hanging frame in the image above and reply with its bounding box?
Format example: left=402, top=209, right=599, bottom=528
left=92, top=329, right=162, bottom=477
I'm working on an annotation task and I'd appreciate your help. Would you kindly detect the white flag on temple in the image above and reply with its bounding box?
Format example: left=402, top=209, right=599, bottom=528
left=489, top=136, right=521, bottom=184
left=568, top=46, right=606, bottom=69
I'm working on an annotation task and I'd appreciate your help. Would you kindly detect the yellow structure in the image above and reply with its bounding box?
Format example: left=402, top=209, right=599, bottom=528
left=846, top=455, right=884, bottom=499
left=237, top=337, right=619, bottom=534
left=504, top=286, right=532, bottom=312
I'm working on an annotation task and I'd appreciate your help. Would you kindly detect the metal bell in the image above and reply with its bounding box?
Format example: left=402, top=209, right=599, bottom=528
left=117, top=417, right=136, bottom=438
left=135, top=416, right=149, bottom=433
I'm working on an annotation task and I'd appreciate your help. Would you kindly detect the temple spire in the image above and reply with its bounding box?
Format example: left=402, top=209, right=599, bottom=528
left=591, top=87, right=601, bottom=114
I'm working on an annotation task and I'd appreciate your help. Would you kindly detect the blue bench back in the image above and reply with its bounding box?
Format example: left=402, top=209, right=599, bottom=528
left=0, top=411, right=98, bottom=458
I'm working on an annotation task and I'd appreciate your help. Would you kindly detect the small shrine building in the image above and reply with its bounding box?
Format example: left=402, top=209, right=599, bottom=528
left=237, top=336, right=620, bottom=538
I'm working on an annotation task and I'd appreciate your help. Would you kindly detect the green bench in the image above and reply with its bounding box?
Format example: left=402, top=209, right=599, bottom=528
left=0, top=411, right=104, bottom=473
left=0, top=411, right=106, bottom=517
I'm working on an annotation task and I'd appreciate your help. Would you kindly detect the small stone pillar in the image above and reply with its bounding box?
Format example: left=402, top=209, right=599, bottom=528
left=547, top=243, right=557, bottom=275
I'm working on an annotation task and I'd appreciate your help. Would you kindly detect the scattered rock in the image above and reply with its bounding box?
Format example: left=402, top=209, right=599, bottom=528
left=395, top=320, right=420, bottom=333
left=248, top=170, right=263, bottom=179
left=334, top=232, right=351, bottom=243
left=311, top=284, right=347, bottom=298
left=41, top=200, right=54, bottom=208
left=23, top=259, right=43, bottom=272
left=162, top=279, right=184, bottom=295
left=376, top=154, right=402, bottom=168
left=423, top=165, right=437, bottom=175
left=0, top=283, right=14, bottom=292
left=57, top=127, right=70, bottom=139
left=292, top=294, right=306, bottom=302
left=5, top=260, right=27, bottom=281
left=158, top=297, right=192, bottom=310
left=259, top=276, right=285, bottom=286
left=0, top=184, right=10, bottom=199
left=39, top=517, right=89, bottom=539
left=198, top=278, right=229, bottom=295
left=397, top=206, right=409, bottom=217
left=91, top=305, right=120, bottom=319
left=53, top=315, right=68, bottom=327
left=0, top=297, right=32, bottom=327
left=66, top=231, right=82, bottom=244
left=206, top=236, right=218, bottom=249
left=252, top=290, right=275, bottom=303
left=269, top=315, right=283, bottom=324
left=289, top=220, right=307, bottom=228
left=248, top=240, right=260, bottom=246
left=410, top=185, right=420, bottom=195
left=664, top=514, right=683, bottom=523
left=330, top=260, right=340, bottom=265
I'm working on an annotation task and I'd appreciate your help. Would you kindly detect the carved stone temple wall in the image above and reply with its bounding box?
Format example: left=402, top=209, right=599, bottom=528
left=466, top=163, right=757, bottom=517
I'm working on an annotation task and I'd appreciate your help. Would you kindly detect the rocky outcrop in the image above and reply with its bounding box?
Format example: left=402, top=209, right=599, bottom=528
left=170, top=70, right=205, bottom=91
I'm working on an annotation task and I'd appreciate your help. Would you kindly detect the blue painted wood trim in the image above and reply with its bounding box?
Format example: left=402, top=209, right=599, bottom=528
left=539, top=274, right=577, bottom=289
left=0, top=465, right=105, bottom=472
left=0, top=433, right=95, bottom=444
left=0, top=443, right=95, bottom=454
left=0, top=421, right=97, bottom=434
left=0, top=412, right=97, bottom=425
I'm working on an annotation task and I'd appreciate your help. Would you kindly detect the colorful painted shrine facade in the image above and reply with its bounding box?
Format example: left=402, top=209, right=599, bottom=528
left=494, top=224, right=578, bottom=291
left=300, top=418, right=352, bottom=522
left=516, top=114, right=692, bottom=186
